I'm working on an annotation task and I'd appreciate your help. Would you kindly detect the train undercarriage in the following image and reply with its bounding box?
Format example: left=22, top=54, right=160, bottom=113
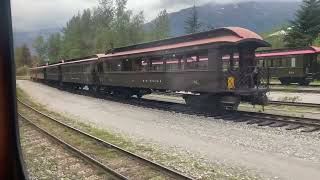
left=39, top=78, right=268, bottom=112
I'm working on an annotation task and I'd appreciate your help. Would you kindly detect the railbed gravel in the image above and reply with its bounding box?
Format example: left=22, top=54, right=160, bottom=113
left=19, top=119, right=110, bottom=180
left=18, top=80, right=320, bottom=180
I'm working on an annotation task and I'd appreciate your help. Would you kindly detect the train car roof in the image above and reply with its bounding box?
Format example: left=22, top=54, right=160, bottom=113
left=256, top=46, right=320, bottom=58
left=100, top=27, right=270, bottom=59
left=30, top=54, right=105, bottom=70
left=30, top=27, right=269, bottom=69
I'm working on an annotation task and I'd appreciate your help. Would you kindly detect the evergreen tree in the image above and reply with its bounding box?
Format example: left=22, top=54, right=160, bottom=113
left=43, top=0, right=148, bottom=59
left=128, top=11, right=146, bottom=43
left=93, top=0, right=114, bottom=52
left=33, top=36, right=47, bottom=63
left=149, top=10, right=171, bottom=40
left=113, top=0, right=132, bottom=47
left=47, top=33, right=62, bottom=62
left=284, top=0, right=320, bottom=47
left=61, top=13, right=83, bottom=58
left=315, top=35, right=320, bottom=46
left=184, top=4, right=202, bottom=34
left=15, top=44, right=32, bottom=67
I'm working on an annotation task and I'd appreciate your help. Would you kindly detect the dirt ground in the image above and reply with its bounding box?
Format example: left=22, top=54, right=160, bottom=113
left=268, top=91, right=320, bottom=103
left=17, top=80, right=320, bottom=180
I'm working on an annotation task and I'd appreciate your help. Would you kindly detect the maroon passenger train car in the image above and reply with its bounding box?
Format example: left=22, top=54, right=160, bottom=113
left=256, top=46, right=320, bottom=85
left=30, top=27, right=271, bottom=110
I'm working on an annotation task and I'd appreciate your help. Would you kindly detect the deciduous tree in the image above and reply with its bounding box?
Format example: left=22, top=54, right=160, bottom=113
left=32, top=36, right=47, bottom=63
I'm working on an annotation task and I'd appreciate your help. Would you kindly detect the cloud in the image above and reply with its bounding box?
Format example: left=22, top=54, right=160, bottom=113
left=11, top=0, right=97, bottom=31
left=11, top=0, right=299, bottom=31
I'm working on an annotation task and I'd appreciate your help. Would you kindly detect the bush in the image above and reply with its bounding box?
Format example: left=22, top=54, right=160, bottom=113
left=16, top=66, right=29, bottom=76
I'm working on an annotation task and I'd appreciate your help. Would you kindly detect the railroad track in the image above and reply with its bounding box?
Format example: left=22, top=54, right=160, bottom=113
left=23, top=83, right=320, bottom=134
left=119, top=96, right=320, bottom=133
left=19, top=116, right=119, bottom=179
left=106, top=94, right=320, bottom=133
left=269, top=101, right=320, bottom=108
left=18, top=99, right=195, bottom=180
left=270, top=88, right=320, bottom=93
left=235, top=111, right=320, bottom=132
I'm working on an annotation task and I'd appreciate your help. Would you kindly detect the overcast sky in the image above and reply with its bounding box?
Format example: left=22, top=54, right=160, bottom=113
left=11, top=0, right=298, bottom=32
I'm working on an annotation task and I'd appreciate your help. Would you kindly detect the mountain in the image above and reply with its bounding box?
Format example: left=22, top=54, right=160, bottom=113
left=13, top=28, right=61, bottom=51
left=147, top=1, right=300, bottom=36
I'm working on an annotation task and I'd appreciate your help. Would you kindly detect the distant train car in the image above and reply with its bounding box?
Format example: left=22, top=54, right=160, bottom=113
left=30, top=66, right=45, bottom=81
left=30, top=27, right=271, bottom=110
left=256, top=46, right=320, bottom=85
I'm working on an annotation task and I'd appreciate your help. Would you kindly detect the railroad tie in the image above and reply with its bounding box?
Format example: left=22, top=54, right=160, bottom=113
left=300, top=127, right=320, bottom=133
left=257, top=121, right=275, bottom=126
left=285, top=124, right=303, bottom=130
left=247, top=120, right=263, bottom=125
left=268, top=122, right=287, bottom=127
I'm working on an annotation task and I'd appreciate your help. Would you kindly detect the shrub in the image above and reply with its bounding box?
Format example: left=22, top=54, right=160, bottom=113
left=16, top=66, right=29, bottom=76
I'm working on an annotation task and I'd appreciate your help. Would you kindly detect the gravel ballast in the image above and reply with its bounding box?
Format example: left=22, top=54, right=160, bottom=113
left=18, top=80, right=320, bottom=180
left=19, top=119, right=109, bottom=179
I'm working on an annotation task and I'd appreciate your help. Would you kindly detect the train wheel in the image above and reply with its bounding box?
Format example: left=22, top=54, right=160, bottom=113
left=298, top=80, right=310, bottom=86
left=280, top=79, right=290, bottom=85
left=136, top=93, right=142, bottom=99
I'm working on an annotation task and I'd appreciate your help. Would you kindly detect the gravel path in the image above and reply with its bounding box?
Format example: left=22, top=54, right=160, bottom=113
left=18, top=80, right=320, bottom=180
left=268, top=91, right=320, bottom=103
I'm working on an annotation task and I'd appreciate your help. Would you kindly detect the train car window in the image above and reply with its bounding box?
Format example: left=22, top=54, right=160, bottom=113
left=222, top=55, right=231, bottom=72
left=151, top=58, right=164, bottom=71
left=83, top=63, right=92, bottom=74
left=291, top=57, right=296, bottom=67
left=166, top=59, right=180, bottom=72
left=103, top=61, right=111, bottom=72
left=122, top=59, right=133, bottom=71
left=278, top=58, right=283, bottom=67
left=284, top=59, right=288, bottom=67
left=110, top=60, right=122, bottom=71
left=198, top=56, right=208, bottom=70
left=132, top=59, right=143, bottom=71
left=97, top=62, right=104, bottom=73
left=258, top=59, right=264, bottom=67
left=184, top=55, right=205, bottom=70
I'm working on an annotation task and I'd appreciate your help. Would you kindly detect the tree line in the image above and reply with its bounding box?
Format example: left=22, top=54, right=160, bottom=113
left=16, top=0, right=206, bottom=68
left=29, top=0, right=171, bottom=66
left=20, top=0, right=320, bottom=68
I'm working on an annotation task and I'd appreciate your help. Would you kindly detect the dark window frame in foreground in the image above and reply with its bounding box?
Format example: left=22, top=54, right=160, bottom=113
left=0, top=0, right=28, bottom=179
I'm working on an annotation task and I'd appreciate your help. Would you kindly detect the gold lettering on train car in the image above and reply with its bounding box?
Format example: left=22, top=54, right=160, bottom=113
left=227, top=76, right=235, bottom=90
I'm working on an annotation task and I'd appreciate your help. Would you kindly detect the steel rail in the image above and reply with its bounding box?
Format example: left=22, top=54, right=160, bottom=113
left=19, top=113, right=128, bottom=180
left=269, top=101, right=320, bottom=108
left=18, top=98, right=195, bottom=180
left=237, top=110, right=320, bottom=129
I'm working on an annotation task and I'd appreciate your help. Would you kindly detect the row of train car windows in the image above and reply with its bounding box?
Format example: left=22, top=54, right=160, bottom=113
left=258, top=57, right=298, bottom=68
left=99, top=56, right=209, bottom=72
